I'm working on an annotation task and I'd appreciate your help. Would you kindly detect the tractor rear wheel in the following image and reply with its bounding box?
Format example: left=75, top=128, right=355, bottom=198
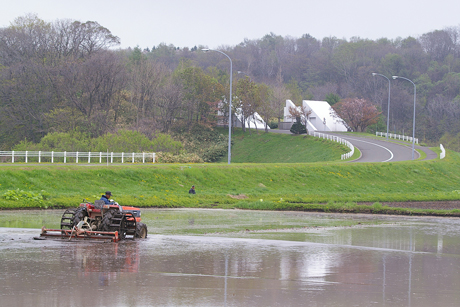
left=60, top=207, right=88, bottom=230
left=73, top=207, right=88, bottom=225
left=135, top=222, right=148, bottom=238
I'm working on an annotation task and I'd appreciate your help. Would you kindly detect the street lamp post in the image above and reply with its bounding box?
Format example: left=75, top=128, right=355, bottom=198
left=392, top=76, right=416, bottom=160
left=372, top=73, right=391, bottom=141
left=202, top=49, right=233, bottom=164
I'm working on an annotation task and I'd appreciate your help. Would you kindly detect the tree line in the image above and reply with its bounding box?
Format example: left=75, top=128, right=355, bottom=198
left=1, top=14, right=460, bottom=152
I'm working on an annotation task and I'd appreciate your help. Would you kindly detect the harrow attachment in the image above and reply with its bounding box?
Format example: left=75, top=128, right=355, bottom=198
left=40, top=224, right=120, bottom=242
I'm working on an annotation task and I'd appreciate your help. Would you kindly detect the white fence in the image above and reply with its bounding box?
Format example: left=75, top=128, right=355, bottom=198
left=0, top=151, right=155, bottom=164
left=440, top=144, right=446, bottom=159
left=376, top=131, right=419, bottom=144
left=308, top=131, right=355, bottom=160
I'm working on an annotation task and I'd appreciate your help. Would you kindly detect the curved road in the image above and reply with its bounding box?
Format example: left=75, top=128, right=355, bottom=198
left=270, top=130, right=437, bottom=162
left=326, top=133, right=437, bottom=162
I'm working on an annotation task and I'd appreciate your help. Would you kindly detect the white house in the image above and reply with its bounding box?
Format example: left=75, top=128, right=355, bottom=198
left=283, top=100, right=348, bottom=132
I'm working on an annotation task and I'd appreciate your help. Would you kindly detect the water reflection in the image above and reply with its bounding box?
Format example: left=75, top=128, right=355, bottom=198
left=1, top=211, right=460, bottom=306
left=71, top=241, right=140, bottom=287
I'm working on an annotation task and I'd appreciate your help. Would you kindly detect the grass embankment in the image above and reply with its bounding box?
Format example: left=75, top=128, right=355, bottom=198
left=215, top=128, right=351, bottom=163
left=0, top=148, right=460, bottom=217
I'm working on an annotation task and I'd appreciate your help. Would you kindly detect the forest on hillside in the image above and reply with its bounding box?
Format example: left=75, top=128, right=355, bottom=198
left=1, top=14, right=460, bottom=152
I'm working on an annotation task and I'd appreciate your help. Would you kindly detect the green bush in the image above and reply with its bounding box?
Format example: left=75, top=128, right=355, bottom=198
left=2, top=189, right=51, bottom=208
left=290, top=122, right=307, bottom=134
left=156, top=152, right=204, bottom=163
left=93, top=130, right=183, bottom=153
left=13, top=129, right=183, bottom=154
left=13, top=131, right=91, bottom=152
left=171, top=122, right=228, bottom=162
left=268, top=121, right=279, bottom=129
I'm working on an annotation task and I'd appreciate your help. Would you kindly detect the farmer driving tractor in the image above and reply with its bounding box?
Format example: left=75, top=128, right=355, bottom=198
left=100, top=191, right=114, bottom=204
left=100, top=191, right=122, bottom=212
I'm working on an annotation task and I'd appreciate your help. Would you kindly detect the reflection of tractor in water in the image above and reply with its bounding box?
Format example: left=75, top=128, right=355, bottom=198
left=67, top=238, right=141, bottom=286
left=40, top=200, right=147, bottom=242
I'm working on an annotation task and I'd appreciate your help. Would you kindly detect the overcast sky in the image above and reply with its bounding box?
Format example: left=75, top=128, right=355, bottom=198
left=2, top=0, right=459, bottom=49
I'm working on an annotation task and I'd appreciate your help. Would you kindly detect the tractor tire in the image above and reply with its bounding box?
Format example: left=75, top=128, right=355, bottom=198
left=60, top=207, right=87, bottom=230
left=60, top=208, right=77, bottom=230
left=135, top=222, right=148, bottom=238
left=100, top=209, right=138, bottom=240
left=73, top=207, right=88, bottom=226
left=100, top=209, right=119, bottom=232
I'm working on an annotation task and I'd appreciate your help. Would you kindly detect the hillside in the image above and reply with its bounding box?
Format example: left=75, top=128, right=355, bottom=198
left=215, top=128, right=349, bottom=163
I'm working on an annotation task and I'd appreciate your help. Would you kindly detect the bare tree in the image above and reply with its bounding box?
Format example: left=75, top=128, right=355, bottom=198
left=271, top=85, right=290, bottom=124
left=129, top=53, right=167, bottom=130
left=56, top=51, right=126, bottom=136
left=420, top=29, right=455, bottom=61
left=155, top=78, right=184, bottom=132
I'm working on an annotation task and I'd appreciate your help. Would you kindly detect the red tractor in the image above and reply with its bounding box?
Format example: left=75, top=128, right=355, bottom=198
left=40, top=200, right=147, bottom=242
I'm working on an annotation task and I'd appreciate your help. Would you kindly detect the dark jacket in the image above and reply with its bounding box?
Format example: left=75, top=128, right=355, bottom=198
left=189, top=188, right=196, bottom=194
left=100, top=195, right=113, bottom=204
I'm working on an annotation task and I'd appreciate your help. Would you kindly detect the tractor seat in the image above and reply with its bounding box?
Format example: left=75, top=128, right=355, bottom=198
left=94, top=200, right=105, bottom=209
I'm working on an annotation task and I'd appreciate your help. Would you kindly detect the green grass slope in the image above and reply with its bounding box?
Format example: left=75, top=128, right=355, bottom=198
left=216, top=128, right=350, bottom=163
left=0, top=149, right=459, bottom=212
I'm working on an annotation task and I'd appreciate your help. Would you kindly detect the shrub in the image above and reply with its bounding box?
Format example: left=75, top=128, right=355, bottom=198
left=92, top=130, right=183, bottom=153
left=171, top=122, right=228, bottom=162
left=13, top=129, right=183, bottom=154
left=156, top=152, right=203, bottom=163
left=201, top=143, right=228, bottom=162
left=13, top=131, right=90, bottom=152
left=290, top=121, right=307, bottom=134
left=2, top=189, right=51, bottom=208
left=268, top=121, right=279, bottom=129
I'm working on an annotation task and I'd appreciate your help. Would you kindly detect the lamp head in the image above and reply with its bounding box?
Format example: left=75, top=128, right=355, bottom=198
left=372, top=73, right=377, bottom=76
left=201, top=48, right=210, bottom=52
left=392, top=76, right=398, bottom=80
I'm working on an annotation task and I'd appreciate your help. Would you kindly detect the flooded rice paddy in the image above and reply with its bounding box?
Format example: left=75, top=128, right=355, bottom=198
left=1, top=209, right=460, bottom=306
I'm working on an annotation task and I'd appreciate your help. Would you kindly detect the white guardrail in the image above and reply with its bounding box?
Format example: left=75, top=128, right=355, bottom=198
left=308, top=131, right=355, bottom=160
left=0, top=151, right=155, bottom=164
left=377, top=132, right=446, bottom=159
left=376, top=131, right=419, bottom=144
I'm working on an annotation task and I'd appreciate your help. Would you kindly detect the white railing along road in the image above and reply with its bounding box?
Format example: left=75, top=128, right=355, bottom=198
left=308, top=131, right=354, bottom=160
left=376, top=131, right=419, bottom=144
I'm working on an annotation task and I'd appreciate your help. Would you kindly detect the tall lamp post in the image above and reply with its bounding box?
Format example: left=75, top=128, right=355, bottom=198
left=392, top=76, right=416, bottom=160
left=202, top=49, right=233, bottom=164
left=372, top=73, right=391, bottom=141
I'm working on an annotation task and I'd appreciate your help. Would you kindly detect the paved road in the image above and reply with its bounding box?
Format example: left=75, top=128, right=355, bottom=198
left=325, top=133, right=437, bottom=162
left=270, top=130, right=437, bottom=163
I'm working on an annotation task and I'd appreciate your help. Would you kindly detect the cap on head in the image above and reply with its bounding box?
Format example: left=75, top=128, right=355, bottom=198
left=105, top=191, right=112, bottom=196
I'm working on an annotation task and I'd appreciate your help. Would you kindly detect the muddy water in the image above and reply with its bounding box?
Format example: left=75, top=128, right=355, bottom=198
left=1, top=209, right=460, bottom=306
